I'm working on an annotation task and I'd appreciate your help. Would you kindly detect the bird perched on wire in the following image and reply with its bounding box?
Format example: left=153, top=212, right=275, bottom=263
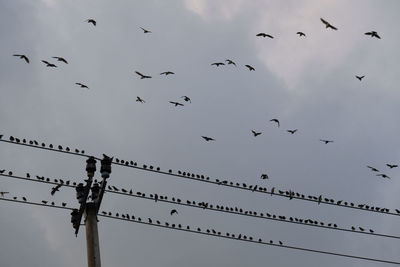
left=169, top=101, right=184, bottom=107
left=52, top=56, right=68, bottom=64
left=270, top=119, right=280, bottom=127
left=170, top=209, right=178, bottom=215
left=135, top=71, right=152, bottom=79
left=136, top=96, right=145, bottom=103
left=86, top=19, right=96, bottom=26
left=202, top=136, right=215, bottom=141
left=296, top=32, right=306, bottom=37
left=13, top=54, right=29, bottom=63
left=251, top=130, right=262, bottom=137
left=256, top=33, right=274, bottom=38
left=245, top=64, right=255, bottom=71
left=355, top=75, right=365, bottom=81
left=41, top=60, right=57, bottom=67
left=320, top=18, right=338, bottom=30
left=181, top=96, right=191, bottom=103
left=75, top=82, right=89, bottom=89
left=365, top=31, right=381, bottom=39
left=51, top=184, right=62, bottom=195
left=140, top=27, right=151, bottom=33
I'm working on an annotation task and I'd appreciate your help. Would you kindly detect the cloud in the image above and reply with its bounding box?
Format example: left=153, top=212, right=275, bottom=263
left=184, top=0, right=247, bottom=20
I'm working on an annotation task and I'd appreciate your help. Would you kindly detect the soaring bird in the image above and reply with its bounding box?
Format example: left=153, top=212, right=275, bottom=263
left=245, top=65, right=255, bottom=71
left=376, top=174, right=390, bottom=179
left=256, top=33, right=274, bottom=38
left=270, top=119, right=280, bottom=127
left=365, top=31, right=381, bottom=39
left=136, top=96, right=145, bottom=103
left=202, top=136, right=215, bottom=141
left=320, top=18, right=338, bottom=30
left=296, top=32, right=306, bottom=37
left=225, top=59, right=236, bottom=66
left=386, top=164, right=398, bottom=169
left=75, top=83, right=89, bottom=89
left=52, top=57, right=68, bottom=64
left=170, top=209, right=178, bottom=215
left=135, top=71, right=152, bottom=79
left=320, top=139, right=333, bottom=144
left=86, top=19, right=96, bottom=26
left=13, top=54, right=29, bottom=63
left=251, top=130, right=262, bottom=137
left=211, top=62, right=225, bottom=67
left=260, top=174, right=269, bottom=179
left=140, top=27, right=151, bottom=33
left=51, top=184, right=62, bottom=195
left=355, top=75, right=365, bottom=81
left=160, top=71, right=175, bottom=76
left=41, top=60, right=57, bottom=67
left=181, top=96, right=191, bottom=103
left=169, top=101, right=184, bottom=107
left=367, top=166, right=379, bottom=172
left=287, top=129, right=298, bottom=134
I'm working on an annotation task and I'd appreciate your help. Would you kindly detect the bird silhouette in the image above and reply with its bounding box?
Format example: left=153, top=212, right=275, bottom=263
left=140, top=27, right=151, bottom=33
left=51, top=184, right=62, bottom=195
left=170, top=209, right=178, bottom=215
left=356, top=75, right=365, bottom=81
left=211, top=62, right=225, bottom=67
left=287, top=129, right=298, bottom=134
left=386, top=164, right=398, bottom=169
left=41, top=60, right=57, bottom=67
left=75, top=83, right=89, bottom=89
left=86, top=19, right=96, bottom=26
left=135, top=71, right=152, bottom=79
left=245, top=65, right=255, bottom=71
left=52, top=57, right=68, bottom=64
left=0, top=169, right=5, bottom=174
left=320, top=18, right=338, bottom=30
left=136, top=96, right=145, bottom=103
left=169, top=101, right=184, bottom=107
left=180, top=96, right=191, bottom=103
left=256, top=33, right=274, bottom=38
left=42, top=200, right=48, bottom=204
left=13, top=54, right=29, bottom=63
left=0, top=192, right=9, bottom=197
left=225, top=59, right=236, bottom=66
left=202, top=136, right=215, bottom=141
left=62, top=202, right=67, bottom=207
left=160, top=71, right=174, bottom=75
left=365, top=31, right=381, bottom=39
left=296, top=32, right=306, bottom=37
left=251, top=130, right=262, bottom=137
left=320, top=139, right=333, bottom=144
left=367, top=166, right=379, bottom=172
left=22, top=197, right=27, bottom=201
left=376, top=173, right=390, bottom=179
left=270, top=119, right=280, bottom=127
left=261, top=174, right=269, bottom=179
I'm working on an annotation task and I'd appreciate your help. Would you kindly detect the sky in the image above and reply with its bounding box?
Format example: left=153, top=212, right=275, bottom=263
left=1, top=0, right=400, bottom=266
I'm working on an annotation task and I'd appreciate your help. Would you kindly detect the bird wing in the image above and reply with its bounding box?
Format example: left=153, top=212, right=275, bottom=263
left=135, top=71, right=144, bottom=77
left=22, top=55, right=29, bottom=63
left=41, top=60, right=50, bottom=65
left=266, top=34, right=274, bottom=38
left=320, top=18, right=329, bottom=26
left=365, top=32, right=372, bottom=36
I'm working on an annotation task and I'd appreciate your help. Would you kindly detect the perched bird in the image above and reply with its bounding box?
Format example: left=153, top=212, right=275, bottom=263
left=320, top=18, right=338, bottom=30
left=365, top=31, right=381, bottom=39
left=376, top=174, right=390, bottom=179
left=62, top=202, right=67, bottom=207
left=41, top=60, right=57, bottom=67
left=13, top=54, right=29, bottom=63
left=356, top=75, right=365, bottom=81
left=367, top=166, right=379, bottom=172
left=135, top=71, right=152, bottom=79
left=0, top=169, right=5, bottom=174
left=287, top=129, right=298, bottom=134
left=260, top=174, right=269, bottom=179
left=386, top=164, right=398, bottom=169
left=170, top=209, right=178, bottom=215
left=52, top=57, right=68, bottom=64
left=256, top=33, right=274, bottom=38
left=42, top=200, right=48, bottom=204
left=86, top=19, right=96, bottom=26
left=225, top=59, right=236, bottom=66
left=245, top=65, right=255, bottom=71
left=181, top=96, right=191, bottom=103
left=202, top=136, right=215, bottom=141
left=140, top=27, right=151, bottom=33
left=22, top=197, right=27, bottom=201
left=136, top=96, right=145, bottom=103
left=270, top=119, right=280, bottom=128
left=251, top=130, right=262, bottom=137
left=320, top=139, right=333, bottom=144
left=0, top=192, right=9, bottom=197
left=75, top=83, right=89, bottom=89
left=51, top=184, right=62, bottom=195
left=160, top=71, right=174, bottom=76
left=169, top=101, right=184, bottom=107
left=211, top=62, right=225, bottom=67
left=296, top=32, right=306, bottom=37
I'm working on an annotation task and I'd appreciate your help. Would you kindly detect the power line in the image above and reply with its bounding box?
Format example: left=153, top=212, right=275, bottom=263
left=1, top=171, right=398, bottom=240
left=1, top=137, right=398, bottom=217
left=0, top=197, right=398, bottom=265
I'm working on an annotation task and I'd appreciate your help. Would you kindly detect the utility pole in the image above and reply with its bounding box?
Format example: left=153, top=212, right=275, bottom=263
left=71, top=155, right=112, bottom=267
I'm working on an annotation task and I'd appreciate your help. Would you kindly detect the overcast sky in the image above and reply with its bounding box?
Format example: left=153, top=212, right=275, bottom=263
left=1, top=0, right=400, bottom=266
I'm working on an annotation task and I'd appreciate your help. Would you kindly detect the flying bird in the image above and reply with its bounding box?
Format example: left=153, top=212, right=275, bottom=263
left=140, top=27, right=151, bottom=33
left=52, top=57, right=68, bottom=64
left=181, top=96, right=191, bottom=103
left=251, top=130, right=262, bottom=137
left=86, top=19, right=96, bottom=26
left=386, top=164, right=398, bottom=169
left=256, top=33, right=274, bottom=38
left=270, top=119, right=280, bottom=127
left=211, top=62, right=225, bottom=67
left=170, top=209, right=178, bottom=215
left=367, top=166, right=379, bottom=172
left=355, top=75, right=365, bottom=81
left=75, top=82, right=89, bottom=89
left=160, top=71, right=175, bottom=76
left=376, top=174, right=390, bottom=179
left=169, top=101, right=184, bottom=107
left=320, top=139, right=333, bottom=144
left=136, top=96, right=145, bottom=103
left=245, top=65, right=255, bottom=71
left=287, top=129, right=298, bottom=134
left=51, top=184, right=62, bottom=195
left=320, top=18, right=338, bottom=30
left=365, top=31, right=381, bottom=39
left=135, top=71, right=152, bottom=79
left=13, top=54, right=29, bottom=63
left=260, top=174, right=269, bottom=179
left=296, top=32, right=306, bottom=37
left=41, top=60, right=57, bottom=67
left=202, top=136, right=215, bottom=141
left=225, top=59, right=236, bottom=66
